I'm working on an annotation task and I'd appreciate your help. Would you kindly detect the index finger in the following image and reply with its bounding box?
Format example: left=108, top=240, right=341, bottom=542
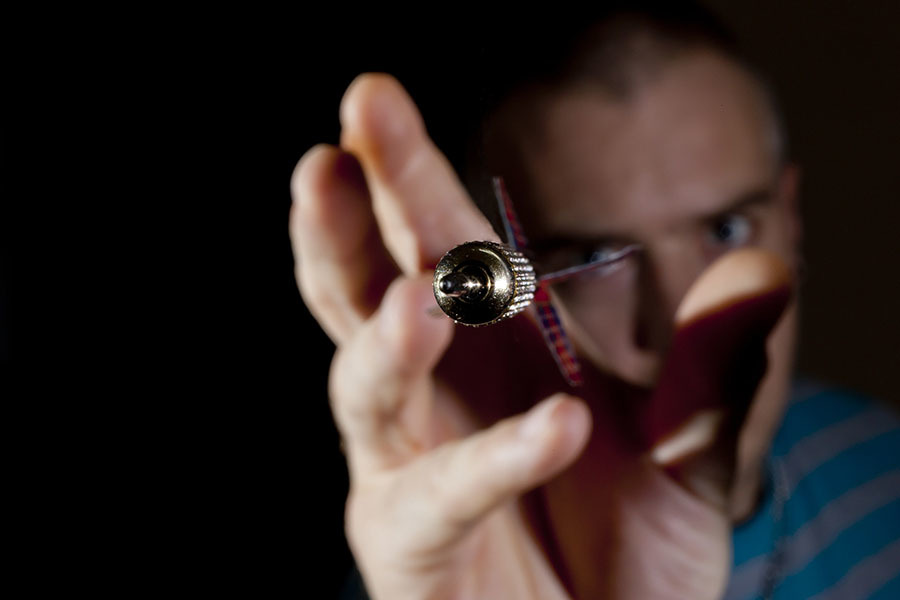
left=339, top=73, right=499, bottom=275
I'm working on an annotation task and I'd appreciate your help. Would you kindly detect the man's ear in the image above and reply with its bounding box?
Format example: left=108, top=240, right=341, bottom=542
left=776, top=163, right=803, bottom=262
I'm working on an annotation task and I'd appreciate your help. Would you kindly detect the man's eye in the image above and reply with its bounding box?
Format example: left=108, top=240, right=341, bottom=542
left=708, top=213, right=753, bottom=247
left=585, top=245, right=623, bottom=265
left=536, top=242, right=632, bottom=275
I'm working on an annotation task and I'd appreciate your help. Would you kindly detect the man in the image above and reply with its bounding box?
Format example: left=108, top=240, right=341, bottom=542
left=290, top=5, right=900, bottom=599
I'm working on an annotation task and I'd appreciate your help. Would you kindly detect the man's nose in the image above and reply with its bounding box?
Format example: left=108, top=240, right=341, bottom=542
left=633, top=244, right=707, bottom=356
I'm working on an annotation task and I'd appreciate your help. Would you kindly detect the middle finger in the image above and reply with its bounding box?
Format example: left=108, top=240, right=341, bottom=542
left=339, top=72, right=499, bottom=275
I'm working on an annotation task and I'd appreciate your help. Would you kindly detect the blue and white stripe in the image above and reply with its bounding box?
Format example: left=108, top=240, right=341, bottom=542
left=725, top=379, right=900, bottom=599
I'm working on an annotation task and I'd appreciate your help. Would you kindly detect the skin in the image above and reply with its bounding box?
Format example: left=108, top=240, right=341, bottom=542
left=290, top=47, right=802, bottom=600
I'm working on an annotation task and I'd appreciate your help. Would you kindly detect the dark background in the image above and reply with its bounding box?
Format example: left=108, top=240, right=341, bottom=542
left=13, top=0, right=898, bottom=596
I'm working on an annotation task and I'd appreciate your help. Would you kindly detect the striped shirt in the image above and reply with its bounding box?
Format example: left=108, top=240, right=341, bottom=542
left=724, top=378, right=900, bottom=600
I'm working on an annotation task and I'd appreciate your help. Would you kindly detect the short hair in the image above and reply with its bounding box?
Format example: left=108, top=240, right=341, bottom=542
left=460, top=2, right=788, bottom=220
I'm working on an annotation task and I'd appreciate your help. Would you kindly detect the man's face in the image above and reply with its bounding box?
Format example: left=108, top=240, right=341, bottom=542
left=486, top=49, right=802, bottom=495
left=488, top=49, right=801, bottom=389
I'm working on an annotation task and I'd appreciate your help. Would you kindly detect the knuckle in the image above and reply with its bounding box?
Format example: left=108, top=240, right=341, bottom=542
left=328, top=337, right=389, bottom=431
left=347, top=471, right=403, bottom=529
left=328, top=346, right=354, bottom=414
left=298, top=283, right=342, bottom=339
left=344, top=488, right=365, bottom=543
left=376, top=278, right=429, bottom=371
left=344, top=487, right=387, bottom=560
left=297, top=268, right=331, bottom=313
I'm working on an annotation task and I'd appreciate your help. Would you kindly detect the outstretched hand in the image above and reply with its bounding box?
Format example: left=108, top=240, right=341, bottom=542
left=290, top=73, right=792, bottom=600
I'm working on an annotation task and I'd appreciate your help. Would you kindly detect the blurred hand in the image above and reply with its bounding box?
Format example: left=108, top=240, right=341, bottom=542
left=290, top=73, right=791, bottom=600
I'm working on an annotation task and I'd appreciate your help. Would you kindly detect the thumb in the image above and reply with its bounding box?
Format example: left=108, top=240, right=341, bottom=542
left=643, top=249, right=792, bottom=507
left=408, top=394, right=591, bottom=549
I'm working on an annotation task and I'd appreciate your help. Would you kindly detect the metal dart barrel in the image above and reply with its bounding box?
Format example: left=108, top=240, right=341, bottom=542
left=432, top=241, right=536, bottom=326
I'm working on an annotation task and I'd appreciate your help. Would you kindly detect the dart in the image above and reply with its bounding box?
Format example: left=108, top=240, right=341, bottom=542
left=432, top=176, right=604, bottom=386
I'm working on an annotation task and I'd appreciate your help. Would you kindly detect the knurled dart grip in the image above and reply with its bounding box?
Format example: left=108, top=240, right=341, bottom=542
left=432, top=241, right=537, bottom=326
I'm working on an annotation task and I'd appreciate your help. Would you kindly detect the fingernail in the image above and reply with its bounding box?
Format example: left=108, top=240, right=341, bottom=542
left=650, top=409, right=724, bottom=466
left=414, top=281, right=442, bottom=321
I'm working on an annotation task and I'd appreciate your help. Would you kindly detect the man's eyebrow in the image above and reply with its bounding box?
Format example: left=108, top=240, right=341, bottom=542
left=698, top=187, right=774, bottom=220
left=527, top=187, right=775, bottom=253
